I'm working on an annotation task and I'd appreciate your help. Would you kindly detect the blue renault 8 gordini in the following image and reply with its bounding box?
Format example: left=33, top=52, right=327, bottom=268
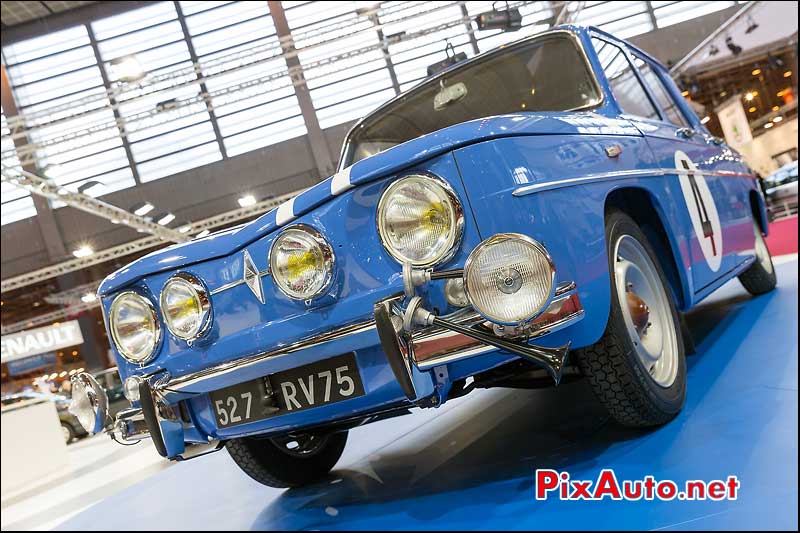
left=70, top=26, right=777, bottom=488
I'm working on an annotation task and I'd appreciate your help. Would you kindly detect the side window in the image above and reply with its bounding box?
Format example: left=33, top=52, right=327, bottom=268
left=633, top=56, right=690, bottom=128
left=591, top=37, right=659, bottom=121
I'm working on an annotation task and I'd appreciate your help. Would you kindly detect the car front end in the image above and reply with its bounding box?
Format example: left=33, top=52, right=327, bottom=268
left=68, top=27, right=603, bottom=468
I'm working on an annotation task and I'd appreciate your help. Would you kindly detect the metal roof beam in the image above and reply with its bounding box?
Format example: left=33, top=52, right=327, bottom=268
left=0, top=165, right=189, bottom=243
left=0, top=189, right=303, bottom=293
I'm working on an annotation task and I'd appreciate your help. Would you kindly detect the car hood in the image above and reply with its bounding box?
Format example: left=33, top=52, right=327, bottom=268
left=99, top=112, right=638, bottom=295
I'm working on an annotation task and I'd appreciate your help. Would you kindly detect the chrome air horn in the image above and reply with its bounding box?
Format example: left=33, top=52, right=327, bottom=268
left=402, top=295, right=571, bottom=384
left=392, top=233, right=578, bottom=384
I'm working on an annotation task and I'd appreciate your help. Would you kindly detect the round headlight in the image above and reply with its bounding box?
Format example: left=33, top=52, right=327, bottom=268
left=109, top=292, right=160, bottom=364
left=463, top=234, right=556, bottom=325
left=376, top=174, right=464, bottom=267
left=269, top=225, right=334, bottom=301
left=160, top=273, right=210, bottom=340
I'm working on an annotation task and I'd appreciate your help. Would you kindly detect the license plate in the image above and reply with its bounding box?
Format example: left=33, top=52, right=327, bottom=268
left=210, top=353, right=365, bottom=428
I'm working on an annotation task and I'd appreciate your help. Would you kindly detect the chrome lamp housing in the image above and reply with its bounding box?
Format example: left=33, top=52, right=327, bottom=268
left=463, top=233, right=557, bottom=326
left=69, top=372, right=109, bottom=434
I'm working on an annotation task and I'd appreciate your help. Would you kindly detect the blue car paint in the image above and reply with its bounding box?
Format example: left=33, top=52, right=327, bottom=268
left=99, top=26, right=764, bottom=456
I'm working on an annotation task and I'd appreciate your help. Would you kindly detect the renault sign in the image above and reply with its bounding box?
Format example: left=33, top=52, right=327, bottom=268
left=1, top=320, right=84, bottom=363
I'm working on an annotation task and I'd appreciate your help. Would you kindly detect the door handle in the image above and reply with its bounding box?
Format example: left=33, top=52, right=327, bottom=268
left=676, top=127, right=695, bottom=139
left=706, top=136, right=725, bottom=146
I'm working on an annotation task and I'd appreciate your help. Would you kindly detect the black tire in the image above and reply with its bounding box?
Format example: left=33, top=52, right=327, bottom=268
left=574, top=210, right=686, bottom=428
left=226, top=431, right=347, bottom=488
left=61, top=422, right=76, bottom=443
left=738, top=219, right=777, bottom=295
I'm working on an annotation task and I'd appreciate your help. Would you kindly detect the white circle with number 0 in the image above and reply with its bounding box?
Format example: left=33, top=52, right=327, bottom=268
left=675, top=150, right=722, bottom=272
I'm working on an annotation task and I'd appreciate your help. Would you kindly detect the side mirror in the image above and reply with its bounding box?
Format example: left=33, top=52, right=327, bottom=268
left=69, top=373, right=109, bottom=434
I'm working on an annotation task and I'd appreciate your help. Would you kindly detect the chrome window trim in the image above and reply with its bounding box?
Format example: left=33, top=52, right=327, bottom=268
left=109, top=291, right=162, bottom=365
left=376, top=172, right=466, bottom=268
left=268, top=224, right=336, bottom=301
left=512, top=168, right=757, bottom=196
left=159, top=272, right=212, bottom=342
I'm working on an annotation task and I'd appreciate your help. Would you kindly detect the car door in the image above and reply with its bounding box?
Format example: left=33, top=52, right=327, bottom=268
left=626, top=53, right=749, bottom=292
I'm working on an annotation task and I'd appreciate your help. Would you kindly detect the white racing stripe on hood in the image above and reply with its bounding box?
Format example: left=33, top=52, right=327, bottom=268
left=275, top=196, right=296, bottom=226
left=331, top=165, right=353, bottom=195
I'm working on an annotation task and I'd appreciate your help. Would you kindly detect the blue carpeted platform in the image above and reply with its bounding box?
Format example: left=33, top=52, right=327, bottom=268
left=59, top=259, right=798, bottom=531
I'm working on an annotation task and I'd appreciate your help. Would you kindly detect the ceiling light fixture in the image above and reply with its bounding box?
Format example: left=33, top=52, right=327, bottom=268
left=196, top=229, right=211, bottom=239
left=725, top=36, right=742, bottom=56
left=77, top=180, right=104, bottom=195
left=81, top=293, right=97, bottom=303
left=475, top=2, right=522, bottom=32
left=744, top=16, right=759, bottom=34
left=700, top=116, right=711, bottom=125
left=131, top=201, right=154, bottom=216
left=109, top=55, right=146, bottom=83
left=72, top=245, right=94, bottom=258
left=237, top=195, right=257, bottom=207
left=156, top=212, right=175, bottom=225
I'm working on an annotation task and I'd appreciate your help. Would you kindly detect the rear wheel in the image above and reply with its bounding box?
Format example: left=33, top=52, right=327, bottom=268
left=738, top=218, right=777, bottom=295
left=574, top=210, right=686, bottom=427
left=226, top=430, right=347, bottom=488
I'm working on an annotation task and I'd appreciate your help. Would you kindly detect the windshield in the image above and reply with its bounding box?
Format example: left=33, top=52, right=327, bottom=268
left=342, top=33, right=601, bottom=167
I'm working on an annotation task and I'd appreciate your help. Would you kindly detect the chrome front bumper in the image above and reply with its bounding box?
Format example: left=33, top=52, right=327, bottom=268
left=105, top=282, right=583, bottom=456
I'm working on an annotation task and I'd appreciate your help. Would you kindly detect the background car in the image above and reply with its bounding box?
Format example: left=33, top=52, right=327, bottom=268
left=764, top=160, right=798, bottom=220
left=91, top=368, right=127, bottom=418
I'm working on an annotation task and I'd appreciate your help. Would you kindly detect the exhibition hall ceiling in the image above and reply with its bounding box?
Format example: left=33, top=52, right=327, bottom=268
left=0, top=1, right=96, bottom=27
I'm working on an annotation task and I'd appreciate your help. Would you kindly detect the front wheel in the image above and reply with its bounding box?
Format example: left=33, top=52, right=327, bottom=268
left=738, top=218, right=777, bottom=295
left=226, top=430, right=347, bottom=488
left=61, top=422, right=75, bottom=443
left=574, top=210, right=686, bottom=428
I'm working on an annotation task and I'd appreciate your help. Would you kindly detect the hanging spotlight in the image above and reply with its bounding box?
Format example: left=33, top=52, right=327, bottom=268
left=744, top=15, right=759, bottom=34
left=766, top=53, right=785, bottom=70
left=427, top=42, right=467, bottom=76
left=77, top=180, right=103, bottom=195
left=725, top=36, right=742, bottom=56
left=475, top=1, right=522, bottom=32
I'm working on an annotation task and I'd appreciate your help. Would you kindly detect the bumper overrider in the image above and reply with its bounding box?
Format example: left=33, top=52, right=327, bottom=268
left=71, top=233, right=583, bottom=459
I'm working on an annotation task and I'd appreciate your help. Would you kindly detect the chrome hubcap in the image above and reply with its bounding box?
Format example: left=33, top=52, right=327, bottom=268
left=614, top=235, right=679, bottom=387
left=754, top=221, right=773, bottom=275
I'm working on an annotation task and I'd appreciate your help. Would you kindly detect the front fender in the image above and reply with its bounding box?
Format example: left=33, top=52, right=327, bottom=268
left=452, top=132, right=671, bottom=349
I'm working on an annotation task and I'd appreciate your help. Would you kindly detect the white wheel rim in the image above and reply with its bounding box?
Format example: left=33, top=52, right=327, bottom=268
left=614, top=235, right=679, bottom=387
left=753, top=221, right=773, bottom=275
